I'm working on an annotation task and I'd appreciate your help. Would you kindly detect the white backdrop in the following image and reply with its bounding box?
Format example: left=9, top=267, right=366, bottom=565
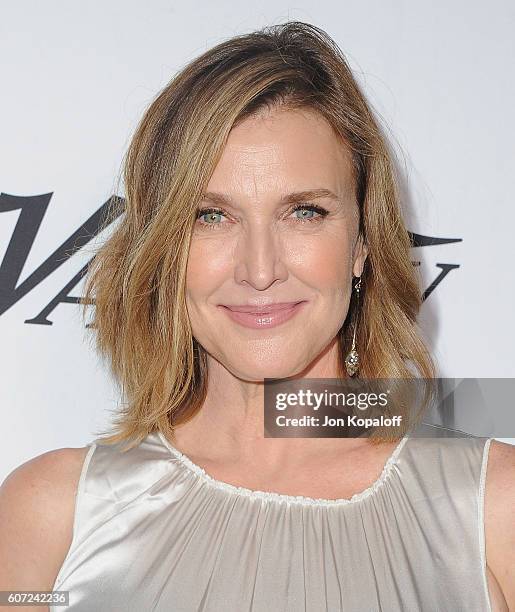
left=1, top=0, right=514, bottom=481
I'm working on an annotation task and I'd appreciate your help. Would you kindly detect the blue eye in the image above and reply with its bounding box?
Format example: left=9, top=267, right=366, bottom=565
left=290, top=204, right=329, bottom=222
left=195, top=208, right=229, bottom=230
left=198, top=209, right=224, bottom=224
left=292, top=207, right=316, bottom=220
left=195, top=203, right=329, bottom=230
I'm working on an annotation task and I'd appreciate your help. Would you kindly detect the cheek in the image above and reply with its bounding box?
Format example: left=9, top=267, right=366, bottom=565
left=186, top=225, right=356, bottom=299
left=186, top=238, right=230, bottom=300
left=290, top=231, right=353, bottom=289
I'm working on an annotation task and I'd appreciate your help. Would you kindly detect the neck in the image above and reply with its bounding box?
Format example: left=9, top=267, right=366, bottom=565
left=169, top=338, right=373, bottom=468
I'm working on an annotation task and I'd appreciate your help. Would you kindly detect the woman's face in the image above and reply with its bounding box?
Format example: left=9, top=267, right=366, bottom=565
left=186, top=107, right=368, bottom=381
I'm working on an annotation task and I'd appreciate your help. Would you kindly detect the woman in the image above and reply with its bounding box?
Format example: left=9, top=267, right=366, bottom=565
left=0, top=21, right=513, bottom=612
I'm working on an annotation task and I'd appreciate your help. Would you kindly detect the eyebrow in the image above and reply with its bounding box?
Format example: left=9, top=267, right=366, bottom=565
left=200, top=188, right=343, bottom=208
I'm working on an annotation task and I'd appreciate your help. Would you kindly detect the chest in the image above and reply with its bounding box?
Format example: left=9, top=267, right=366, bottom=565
left=54, top=480, right=492, bottom=612
left=187, top=443, right=400, bottom=501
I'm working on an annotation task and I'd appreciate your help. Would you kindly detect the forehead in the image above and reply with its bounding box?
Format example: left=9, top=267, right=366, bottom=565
left=207, top=107, right=355, bottom=196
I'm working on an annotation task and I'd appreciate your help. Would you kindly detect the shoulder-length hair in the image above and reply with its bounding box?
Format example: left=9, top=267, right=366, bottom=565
left=82, top=21, right=435, bottom=450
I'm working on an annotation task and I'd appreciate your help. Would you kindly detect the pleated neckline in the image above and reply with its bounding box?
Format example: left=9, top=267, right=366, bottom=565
left=157, top=431, right=409, bottom=507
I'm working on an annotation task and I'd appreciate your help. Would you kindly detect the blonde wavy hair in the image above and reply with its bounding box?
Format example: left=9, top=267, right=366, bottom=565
left=81, top=21, right=436, bottom=450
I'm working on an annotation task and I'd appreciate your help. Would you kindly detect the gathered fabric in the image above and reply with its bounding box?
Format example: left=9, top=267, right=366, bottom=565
left=51, top=430, right=493, bottom=611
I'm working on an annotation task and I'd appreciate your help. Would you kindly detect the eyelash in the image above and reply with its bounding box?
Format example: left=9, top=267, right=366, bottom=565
left=195, top=203, right=329, bottom=230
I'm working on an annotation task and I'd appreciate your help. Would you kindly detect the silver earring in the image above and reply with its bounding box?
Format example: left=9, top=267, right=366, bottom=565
left=345, top=276, right=362, bottom=377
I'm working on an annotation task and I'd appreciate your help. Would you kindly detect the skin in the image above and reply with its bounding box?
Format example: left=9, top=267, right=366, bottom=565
left=182, top=106, right=369, bottom=468
left=0, top=107, right=513, bottom=611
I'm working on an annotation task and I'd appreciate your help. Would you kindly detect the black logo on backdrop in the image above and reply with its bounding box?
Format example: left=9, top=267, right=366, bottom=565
left=0, top=192, right=462, bottom=325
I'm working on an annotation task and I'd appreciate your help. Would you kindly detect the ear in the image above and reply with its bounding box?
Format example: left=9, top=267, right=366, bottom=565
left=352, top=234, right=368, bottom=278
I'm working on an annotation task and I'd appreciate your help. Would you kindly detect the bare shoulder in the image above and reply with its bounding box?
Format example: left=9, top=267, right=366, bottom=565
left=484, top=439, right=515, bottom=611
left=0, top=446, right=91, bottom=603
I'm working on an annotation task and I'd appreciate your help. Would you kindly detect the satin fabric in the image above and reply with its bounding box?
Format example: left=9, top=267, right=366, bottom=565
left=51, top=430, right=493, bottom=611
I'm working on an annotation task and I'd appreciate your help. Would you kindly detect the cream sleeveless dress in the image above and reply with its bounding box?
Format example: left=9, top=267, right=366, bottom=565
left=51, top=430, right=494, bottom=611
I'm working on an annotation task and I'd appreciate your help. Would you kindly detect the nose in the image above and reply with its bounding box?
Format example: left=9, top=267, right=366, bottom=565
left=234, top=223, right=288, bottom=290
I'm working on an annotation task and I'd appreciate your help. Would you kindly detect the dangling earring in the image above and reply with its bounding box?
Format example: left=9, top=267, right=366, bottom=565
left=345, top=276, right=362, bottom=377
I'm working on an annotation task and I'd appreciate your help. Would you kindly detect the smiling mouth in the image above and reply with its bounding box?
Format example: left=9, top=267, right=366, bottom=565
left=218, top=301, right=308, bottom=329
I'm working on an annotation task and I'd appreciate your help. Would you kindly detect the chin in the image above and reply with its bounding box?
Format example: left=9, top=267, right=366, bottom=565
left=227, top=358, right=309, bottom=382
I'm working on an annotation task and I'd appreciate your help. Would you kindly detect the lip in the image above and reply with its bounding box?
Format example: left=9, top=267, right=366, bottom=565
left=218, top=301, right=307, bottom=329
